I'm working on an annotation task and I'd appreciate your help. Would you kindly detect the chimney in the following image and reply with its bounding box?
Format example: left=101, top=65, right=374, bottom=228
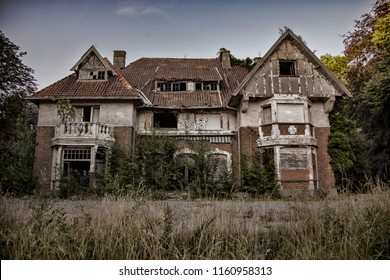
left=220, top=48, right=231, bottom=69
left=113, top=50, right=126, bottom=69
left=253, top=57, right=262, bottom=64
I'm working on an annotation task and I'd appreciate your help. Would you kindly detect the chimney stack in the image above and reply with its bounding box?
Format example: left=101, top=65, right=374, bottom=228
left=113, top=50, right=126, bottom=69
left=220, top=48, right=231, bottom=69
left=253, top=57, right=262, bottom=64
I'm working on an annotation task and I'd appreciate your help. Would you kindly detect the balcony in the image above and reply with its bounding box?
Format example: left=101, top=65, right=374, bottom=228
left=52, top=122, right=115, bottom=146
left=257, top=123, right=317, bottom=147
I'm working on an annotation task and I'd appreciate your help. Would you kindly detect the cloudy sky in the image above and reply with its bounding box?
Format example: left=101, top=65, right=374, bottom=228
left=1, top=0, right=374, bottom=90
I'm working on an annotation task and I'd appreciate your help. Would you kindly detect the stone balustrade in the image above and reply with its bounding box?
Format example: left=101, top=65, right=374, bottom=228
left=54, top=122, right=114, bottom=141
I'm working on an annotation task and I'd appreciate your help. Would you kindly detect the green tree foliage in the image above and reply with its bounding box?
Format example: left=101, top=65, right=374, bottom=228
left=241, top=149, right=279, bottom=197
left=342, top=0, right=390, bottom=181
left=0, top=31, right=37, bottom=194
left=320, top=54, right=348, bottom=83
left=320, top=54, right=371, bottom=191
left=57, top=99, right=76, bottom=123
left=0, top=31, right=37, bottom=141
left=1, top=118, right=35, bottom=194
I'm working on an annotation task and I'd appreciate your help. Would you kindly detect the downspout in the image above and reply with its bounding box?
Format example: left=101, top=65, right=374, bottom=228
left=237, top=118, right=242, bottom=188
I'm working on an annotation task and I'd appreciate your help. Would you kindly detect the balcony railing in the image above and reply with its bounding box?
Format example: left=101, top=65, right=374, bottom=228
left=54, top=122, right=114, bottom=143
left=257, top=123, right=317, bottom=147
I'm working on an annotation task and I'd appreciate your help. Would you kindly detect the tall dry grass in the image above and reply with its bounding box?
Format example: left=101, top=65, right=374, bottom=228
left=1, top=189, right=389, bottom=259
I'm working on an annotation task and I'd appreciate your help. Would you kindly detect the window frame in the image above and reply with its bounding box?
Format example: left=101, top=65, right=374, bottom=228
left=153, top=112, right=178, bottom=128
left=279, top=60, right=297, bottom=76
left=277, top=103, right=305, bottom=123
left=262, top=105, right=272, bottom=125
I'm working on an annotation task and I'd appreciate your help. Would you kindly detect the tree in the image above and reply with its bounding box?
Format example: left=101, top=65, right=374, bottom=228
left=0, top=31, right=37, bottom=194
left=0, top=31, right=37, bottom=141
left=320, top=54, right=348, bottom=83
left=341, top=0, right=390, bottom=183
left=1, top=118, right=36, bottom=194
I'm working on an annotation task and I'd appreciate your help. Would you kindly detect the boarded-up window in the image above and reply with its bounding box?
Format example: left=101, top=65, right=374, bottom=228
left=277, top=104, right=304, bottom=123
left=262, top=106, right=272, bottom=124
left=280, top=148, right=308, bottom=169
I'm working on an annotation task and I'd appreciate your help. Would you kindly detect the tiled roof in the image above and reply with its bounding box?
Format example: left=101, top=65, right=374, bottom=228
left=120, top=58, right=248, bottom=109
left=29, top=55, right=248, bottom=108
left=28, top=71, right=141, bottom=101
left=149, top=91, right=222, bottom=108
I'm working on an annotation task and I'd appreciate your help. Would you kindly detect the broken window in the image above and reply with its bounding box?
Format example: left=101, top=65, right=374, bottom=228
left=176, top=154, right=196, bottom=183
left=172, top=82, right=186, bottom=91
left=76, top=106, right=100, bottom=122
left=277, top=104, right=304, bottom=123
left=153, top=113, right=177, bottom=128
left=83, top=106, right=92, bottom=122
left=203, top=81, right=218, bottom=91
left=88, top=71, right=106, bottom=80
left=279, top=60, right=296, bottom=76
left=195, top=81, right=218, bottom=91
left=156, top=81, right=186, bottom=91
left=156, top=82, right=170, bottom=91
left=97, top=71, right=105, bottom=80
left=62, top=148, right=91, bottom=180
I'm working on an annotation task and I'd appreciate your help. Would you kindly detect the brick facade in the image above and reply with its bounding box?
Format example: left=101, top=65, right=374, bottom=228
left=33, top=126, right=55, bottom=189
left=113, top=126, right=134, bottom=153
left=238, top=127, right=259, bottom=166
left=315, top=127, right=336, bottom=190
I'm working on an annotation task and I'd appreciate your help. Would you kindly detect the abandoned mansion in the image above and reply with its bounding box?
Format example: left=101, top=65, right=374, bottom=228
left=28, top=30, right=351, bottom=195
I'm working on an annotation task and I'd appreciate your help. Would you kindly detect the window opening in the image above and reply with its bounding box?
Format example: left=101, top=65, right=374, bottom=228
left=262, top=106, right=272, bottom=124
left=62, top=148, right=91, bottom=184
left=203, top=81, right=218, bottom=91
left=97, top=71, right=105, bottom=80
left=277, top=104, right=304, bottom=123
left=153, top=113, right=177, bottom=128
left=63, top=149, right=91, bottom=160
left=177, top=154, right=196, bottom=183
left=83, top=106, right=92, bottom=122
left=279, top=60, right=296, bottom=76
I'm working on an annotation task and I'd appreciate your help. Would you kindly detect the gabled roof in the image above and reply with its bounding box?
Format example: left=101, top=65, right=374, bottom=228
left=28, top=46, right=146, bottom=103
left=70, top=45, right=114, bottom=72
left=120, top=58, right=248, bottom=109
left=229, top=29, right=352, bottom=106
left=27, top=73, right=142, bottom=101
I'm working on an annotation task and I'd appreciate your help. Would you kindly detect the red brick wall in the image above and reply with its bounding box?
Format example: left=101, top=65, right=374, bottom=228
left=280, top=169, right=310, bottom=181
left=238, top=127, right=259, bottom=167
left=279, top=124, right=306, bottom=135
left=33, top=126, right=55, bottom=189
left=315, top=127, right=336, bottom=190
left=281, top=181, right=310, bottom=190
left=113, top=126, right=133, bottom=153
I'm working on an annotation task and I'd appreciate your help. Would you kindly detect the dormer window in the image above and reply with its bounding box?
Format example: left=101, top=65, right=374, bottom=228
left=195, top=81, right=218, bottom=91
left=71, top=46, right=114, bottom=82
left=156, top=81, right=186, bottom=92
left=98, top=71, right=105, bottom=80
left=155, top=80, right=219, bottom=92
left=89, top=71, right=106, bottom=80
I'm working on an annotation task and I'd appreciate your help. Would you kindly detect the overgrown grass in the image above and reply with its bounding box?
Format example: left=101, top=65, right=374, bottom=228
left=1, top=189, right=389, bottom=259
